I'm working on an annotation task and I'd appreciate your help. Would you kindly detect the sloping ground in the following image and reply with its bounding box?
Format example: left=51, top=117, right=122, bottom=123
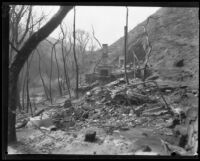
left=9, top=7, right=199, bottom=156
left=11, top=76, right=198, bottom=155
left=107, top=7, right=199, bottom=88
left=147, top=8, right=199, bottom=88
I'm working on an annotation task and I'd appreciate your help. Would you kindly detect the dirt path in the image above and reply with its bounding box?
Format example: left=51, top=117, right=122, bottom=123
left=8, top=125, right=177, bottom=155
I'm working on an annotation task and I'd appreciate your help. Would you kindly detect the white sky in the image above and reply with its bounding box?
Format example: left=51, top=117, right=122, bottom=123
left=35, top=6, right=160, bottom=46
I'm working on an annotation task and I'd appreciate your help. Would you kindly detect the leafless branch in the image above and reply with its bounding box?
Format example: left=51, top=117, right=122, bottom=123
left=9, top=41, right=19, bottom=53
left=28, top=15, right=46, bottom=31
left=91, top=25, right=102, bottom=49
left=18, top=6, right=32, bottom=45
left=141, top=16, right=160, bottom=67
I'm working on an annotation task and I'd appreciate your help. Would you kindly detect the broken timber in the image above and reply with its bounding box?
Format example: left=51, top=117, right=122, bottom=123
left=127, top=80, right=174, bottom=116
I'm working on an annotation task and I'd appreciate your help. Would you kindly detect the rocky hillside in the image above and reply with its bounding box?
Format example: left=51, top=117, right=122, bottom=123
left=107, top=7, right=199, bottom=89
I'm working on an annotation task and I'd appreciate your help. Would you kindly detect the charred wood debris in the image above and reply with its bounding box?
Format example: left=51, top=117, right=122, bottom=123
left=15, top=77, right=198, bottom=155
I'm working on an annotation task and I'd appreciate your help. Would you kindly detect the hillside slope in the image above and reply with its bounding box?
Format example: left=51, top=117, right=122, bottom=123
left=106, top=7, right=199, bottom=88
left=26, top=7, right=199, bottom=90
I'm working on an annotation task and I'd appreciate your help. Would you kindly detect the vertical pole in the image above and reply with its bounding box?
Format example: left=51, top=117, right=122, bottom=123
left=124, top=7, right=129, bottom=84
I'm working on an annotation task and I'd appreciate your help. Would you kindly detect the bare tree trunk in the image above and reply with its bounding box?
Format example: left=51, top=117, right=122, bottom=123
left=61, top=40, right=72, bottom=99
left=26, top=60, right=30, bottom=113
left=44, top=69, right=51, bottom=99
left=26, top=52, right=34, bottom=113
left=91, top=26, right=103, bottom=73
left=59, top=24, right=72, bottom=99
left=73, top=7, right=79, bottom=98
left=141, top=16, right=159, bottom=82
left=54, top=46, right=63, bottom=96
left=22, top=67, right=27, bottom=111
left=63, top=47, right=72, bottom=88
left=16, top=79, right=22, bottom=112
left=19, top=65, right=27, bottom=111
left=8, top=6, right=73, bottom=143
left=36, top=48, right=50, bottom=100
left=49, top=46, right=53, bottom=104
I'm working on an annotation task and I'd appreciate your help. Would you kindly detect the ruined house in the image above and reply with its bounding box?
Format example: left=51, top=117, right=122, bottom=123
left=85, top=44, right=114, bottom=84
left=95, top=44, right=113, bottom=78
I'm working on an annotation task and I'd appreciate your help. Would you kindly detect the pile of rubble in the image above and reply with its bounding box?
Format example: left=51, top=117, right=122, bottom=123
left=17, top=77, right=198, bottom=155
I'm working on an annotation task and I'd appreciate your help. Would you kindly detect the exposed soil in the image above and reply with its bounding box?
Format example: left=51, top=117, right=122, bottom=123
left=8, top=77, right=198, bottom=155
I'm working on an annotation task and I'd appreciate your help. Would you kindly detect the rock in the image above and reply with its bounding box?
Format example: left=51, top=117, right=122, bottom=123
left=185, top=107, right=198, bottom=126
left=86, top=91, right=91, bottom=96
left=64, top=100, right=72, bottom=108
left=82, top=111, right=89, bottom=119
left=134, top=151, right=159, bottom=155
left=40, top=125, right=57, bottom=131
left=111, top=93, right=128, bottom=105
left=84, top=130, right=96, bottom=142
left=120, top=127, right=129, bottom=131
left=166, top=118, right=180, bottom=129
left=142, top=145, right=152, bottom=152
left=165, top=89, right=172, bottom=93
left=173, top=125, right=188, bottom=136
left=26, top=118, right=55, bottom=129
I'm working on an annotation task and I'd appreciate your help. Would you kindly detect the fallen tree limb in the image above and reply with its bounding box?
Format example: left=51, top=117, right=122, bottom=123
left=33, top=109, right=45, bottom=117
left=15, top=120, right=28, bottom=129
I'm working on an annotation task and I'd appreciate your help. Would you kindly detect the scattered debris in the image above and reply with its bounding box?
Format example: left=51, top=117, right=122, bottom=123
left=14, top=77, right=198, bottom=155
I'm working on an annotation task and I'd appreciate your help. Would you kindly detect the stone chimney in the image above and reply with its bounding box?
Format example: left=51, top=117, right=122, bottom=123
left=101, top=44, right=109, bottom=65
left=102, top=44, right=108, bottom=54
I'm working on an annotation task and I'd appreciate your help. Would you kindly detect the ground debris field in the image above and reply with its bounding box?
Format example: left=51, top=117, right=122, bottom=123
left=9, top=77, right=198, bottom=156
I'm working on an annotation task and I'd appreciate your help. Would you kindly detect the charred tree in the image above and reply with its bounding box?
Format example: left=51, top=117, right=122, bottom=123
left=9, top=5, right=46, bottom=113
left=26, top=52, right=34, bottom=114
left=141, top=16, right=159, bottom=82
left=36, top=48, right=50, bottom=100
left=76, top=29, right=90, bottom=86
left=54, top=45, right=63, bottom=96
left=8, top=6, right=73, bottom=144
left=59, top=25, right=72, bottom=100
left=73, top=7, right=79, bottom=98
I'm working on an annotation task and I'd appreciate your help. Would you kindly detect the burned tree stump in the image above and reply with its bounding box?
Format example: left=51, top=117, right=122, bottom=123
left=84, top=130, right=96, bottom=142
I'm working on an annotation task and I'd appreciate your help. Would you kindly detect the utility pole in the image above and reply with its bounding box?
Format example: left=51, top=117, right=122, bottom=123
left=124, top=6, right=129, bottom=84
left=73, top=6, right=79, bottom=98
